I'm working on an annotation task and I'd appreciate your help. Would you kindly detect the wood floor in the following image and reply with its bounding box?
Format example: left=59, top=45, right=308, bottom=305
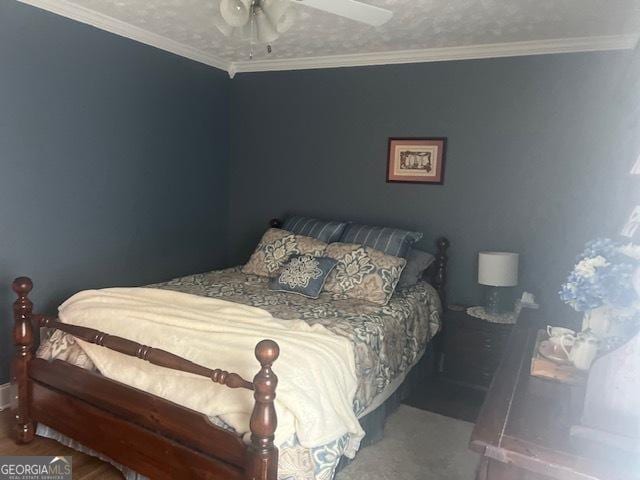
left=0, top=409, right=123, bottom=479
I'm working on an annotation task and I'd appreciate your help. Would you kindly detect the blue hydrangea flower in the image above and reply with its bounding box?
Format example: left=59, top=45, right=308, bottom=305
left=559, top=238, right=639, bottom=312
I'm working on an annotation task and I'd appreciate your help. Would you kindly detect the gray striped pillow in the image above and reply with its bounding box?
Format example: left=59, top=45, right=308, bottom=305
left=339, top=223, right=422, bottom=258
left=282, top=216, right=346, bottom=243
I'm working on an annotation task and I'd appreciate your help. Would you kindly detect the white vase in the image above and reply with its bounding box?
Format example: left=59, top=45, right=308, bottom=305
left=582, top=306, right=632, bottom=338
left=582, top=307, right=611, bottom=338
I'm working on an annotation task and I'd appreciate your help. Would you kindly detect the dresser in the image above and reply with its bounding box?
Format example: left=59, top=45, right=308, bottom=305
left=440, top=305, right=513, bottom=390
left=470, top=310, right=638, bottom=480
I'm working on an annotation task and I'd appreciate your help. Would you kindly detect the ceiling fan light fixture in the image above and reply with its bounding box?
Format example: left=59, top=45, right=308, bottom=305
left=214, top=17, right=234, bottom=36
left=262, top=0, right=291, bottom=24
left=254, top=6, right=279, bottom=43
left=219, top=0, right=251, bottom=27
left=275, top=7, right=297, bottom=33
left=233, top=23, right=253, bottom=40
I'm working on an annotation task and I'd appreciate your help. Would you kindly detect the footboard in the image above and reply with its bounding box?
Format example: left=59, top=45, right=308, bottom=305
left=10, top=277, right=279, bottom=480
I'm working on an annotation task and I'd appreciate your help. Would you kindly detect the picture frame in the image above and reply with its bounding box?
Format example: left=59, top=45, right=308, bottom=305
left=387, top=137, right=447, bottom=185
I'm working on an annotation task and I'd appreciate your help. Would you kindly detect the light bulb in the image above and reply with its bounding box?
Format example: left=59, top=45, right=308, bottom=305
left=220, top=0, right=250, bottom=27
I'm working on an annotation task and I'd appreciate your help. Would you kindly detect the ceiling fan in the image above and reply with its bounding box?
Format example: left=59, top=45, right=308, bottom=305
left=216, top=0, right=393, bottom=56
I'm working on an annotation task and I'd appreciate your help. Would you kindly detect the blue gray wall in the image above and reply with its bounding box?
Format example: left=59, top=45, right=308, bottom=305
left=0, top=2, right=230, bottom=383
left=2, top=0, right=638, bottom=385
left=228, top=52, right=639, bottom=325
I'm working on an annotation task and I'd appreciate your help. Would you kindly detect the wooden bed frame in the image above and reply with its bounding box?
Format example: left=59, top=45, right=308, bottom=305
left=10, top=219, right=450, bottom=480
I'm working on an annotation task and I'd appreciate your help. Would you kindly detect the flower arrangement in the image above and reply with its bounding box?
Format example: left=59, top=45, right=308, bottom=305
left=559, top=238, right=640, bottom=312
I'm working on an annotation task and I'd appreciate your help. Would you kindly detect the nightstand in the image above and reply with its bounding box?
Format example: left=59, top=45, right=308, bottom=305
left=438, top=305, right=514, bottom=390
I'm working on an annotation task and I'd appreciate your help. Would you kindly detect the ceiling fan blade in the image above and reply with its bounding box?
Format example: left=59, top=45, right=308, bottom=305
left=297, top=0, right=393, bottom=26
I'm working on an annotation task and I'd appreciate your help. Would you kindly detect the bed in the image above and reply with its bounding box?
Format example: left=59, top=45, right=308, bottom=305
left=9, top=219, right=450, bottom=480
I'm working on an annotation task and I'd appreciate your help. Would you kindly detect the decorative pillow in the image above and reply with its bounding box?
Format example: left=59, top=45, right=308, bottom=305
left=397, top=248, right=436, bottom=288
left=339, top=223, right=422, bottom=258
left=269, top=255, right=338, bottom=299
left=323, top=243, right=407, bottom=305
left=282, top=216, right=347, bottom=243
left=242, top=228, right=328, bottom=277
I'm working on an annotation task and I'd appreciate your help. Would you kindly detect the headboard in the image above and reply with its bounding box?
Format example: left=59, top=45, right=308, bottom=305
left=269, top=218, right=449, bottom=308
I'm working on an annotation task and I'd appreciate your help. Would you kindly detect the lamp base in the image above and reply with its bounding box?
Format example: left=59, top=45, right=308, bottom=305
left=484, top=286, right=511, bottom=315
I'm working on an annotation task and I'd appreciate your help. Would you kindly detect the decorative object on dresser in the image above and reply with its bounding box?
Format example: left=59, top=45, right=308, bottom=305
left=568, top=238, right=640, bottom=455
left=470, top=310, right=638, bottom=480
left=559, top=238, right=640, bottom=341
left=439, top=304, right=513, bottom=390
left=386, top=137, right=447, bottom=185
left=530, top=328, right=587, bottom=385
left=478, top=251, right=519, bottom=314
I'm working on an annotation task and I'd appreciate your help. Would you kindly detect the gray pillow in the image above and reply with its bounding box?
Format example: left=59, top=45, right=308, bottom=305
left=282, top=216, right=347, bottom=243
left=339, top=223, right=422, bottom=258
left=397, top=248, right=435, bottom=287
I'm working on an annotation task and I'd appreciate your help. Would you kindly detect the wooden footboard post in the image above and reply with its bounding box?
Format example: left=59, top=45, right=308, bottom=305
left=11, top=277, right=36, bottom=443
left=247, top=340, right=279, bottom=480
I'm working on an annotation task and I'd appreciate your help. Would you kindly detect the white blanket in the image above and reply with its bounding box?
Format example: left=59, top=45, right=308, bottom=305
left=58, top=288, right=364, bottom=455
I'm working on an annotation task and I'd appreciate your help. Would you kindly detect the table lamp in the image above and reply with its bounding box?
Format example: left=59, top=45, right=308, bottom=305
left=478, top=251, right=519, bottom=314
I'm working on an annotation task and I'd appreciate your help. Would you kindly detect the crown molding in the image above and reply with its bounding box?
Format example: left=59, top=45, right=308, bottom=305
left=229, top=34, right=639, bottom=76
left=17, top=0, right=231, bottom=72
left=14, top=0, right=639, bottom=78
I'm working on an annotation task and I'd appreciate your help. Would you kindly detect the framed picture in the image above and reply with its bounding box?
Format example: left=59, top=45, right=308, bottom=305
left=387, top=137, right=447, bottom=185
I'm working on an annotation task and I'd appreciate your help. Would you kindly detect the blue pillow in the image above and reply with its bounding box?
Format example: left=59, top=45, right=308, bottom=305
left=339, top=223, right=423, bottom=258
left=269, top=255, right=338, bottom=299
left=282, top=216, right=346, bottom=243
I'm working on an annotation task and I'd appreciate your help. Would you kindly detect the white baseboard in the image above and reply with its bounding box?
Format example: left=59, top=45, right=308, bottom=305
left=0, top=383, right=11, bottom=411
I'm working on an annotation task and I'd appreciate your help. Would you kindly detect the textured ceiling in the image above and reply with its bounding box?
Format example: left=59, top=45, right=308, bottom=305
left=40, top=0, right=640, bottom=64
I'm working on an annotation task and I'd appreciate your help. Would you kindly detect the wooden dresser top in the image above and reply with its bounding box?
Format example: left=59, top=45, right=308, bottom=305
left=469, top=310, right=638, bottom=480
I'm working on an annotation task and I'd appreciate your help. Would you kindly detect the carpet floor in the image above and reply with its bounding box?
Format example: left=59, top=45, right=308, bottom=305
left=336, top=405, right=480, bottom=480
left=1, top=405, right=480, bottom=480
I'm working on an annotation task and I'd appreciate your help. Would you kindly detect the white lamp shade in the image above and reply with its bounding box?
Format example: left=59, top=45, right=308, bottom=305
left=478, top=252, right=519, bottom=287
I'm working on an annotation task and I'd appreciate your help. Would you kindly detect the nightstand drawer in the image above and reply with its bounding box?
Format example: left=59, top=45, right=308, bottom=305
left=440, top=306, right=514, bottom=390
left=444, top=326, right=509, bottom=356
left=442, top=348, right=504, bottom=388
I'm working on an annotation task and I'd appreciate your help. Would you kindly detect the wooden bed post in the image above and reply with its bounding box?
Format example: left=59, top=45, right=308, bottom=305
left=247, top=340, right=279, bottom=480
left=11, top=276, right=35, bottom=443
left=269, top=218, right=283, bottom=229
left=433, top=237, right=450, bottom=308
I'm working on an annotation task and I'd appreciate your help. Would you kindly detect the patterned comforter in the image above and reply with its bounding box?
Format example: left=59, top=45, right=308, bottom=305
left=37, top=267, right=441, bottom=480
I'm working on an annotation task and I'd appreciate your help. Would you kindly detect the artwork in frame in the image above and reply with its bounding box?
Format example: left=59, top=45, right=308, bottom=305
left=387, top=137, right=447, bottom=185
